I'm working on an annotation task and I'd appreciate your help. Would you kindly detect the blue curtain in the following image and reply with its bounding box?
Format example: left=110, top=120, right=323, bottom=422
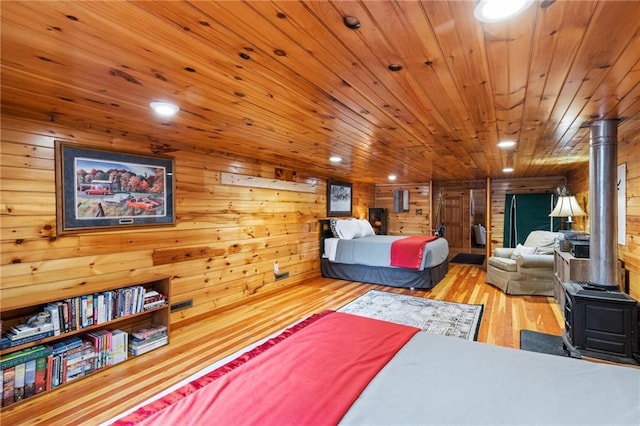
left=503, top=193, right=560, bottom=247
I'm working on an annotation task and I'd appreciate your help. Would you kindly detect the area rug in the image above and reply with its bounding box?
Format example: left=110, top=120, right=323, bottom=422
left=450, top=253, right=486, bottom=265
left=338, top=290, right=483, bottom=341
left=519, top=330, right=567, bottom=357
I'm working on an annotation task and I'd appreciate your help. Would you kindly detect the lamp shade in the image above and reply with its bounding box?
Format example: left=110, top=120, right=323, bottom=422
left=549, top=195, right=586, bottom=218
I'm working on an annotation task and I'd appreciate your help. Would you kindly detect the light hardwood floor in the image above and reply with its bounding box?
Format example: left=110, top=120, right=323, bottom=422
left=1, top=263, right=564, bottom=425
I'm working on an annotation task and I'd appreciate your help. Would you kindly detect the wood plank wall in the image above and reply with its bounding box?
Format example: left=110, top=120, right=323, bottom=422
left=0, top=117, right=375, bottom=326
left=489, top=176, right=567, bottom=253
left=374, top=184, right=432, bottom=235
left=567, top=134, right=640, bottom=300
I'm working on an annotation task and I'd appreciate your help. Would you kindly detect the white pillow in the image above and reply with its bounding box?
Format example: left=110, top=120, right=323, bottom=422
left=358, top=219, right=376, bottom=237
left=511, top=244, right=537, bottom=259
left=336, top=219, right=362, bottom=239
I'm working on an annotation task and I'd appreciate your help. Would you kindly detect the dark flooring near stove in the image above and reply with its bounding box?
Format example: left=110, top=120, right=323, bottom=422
left=520, top=330, right=568, bottom=357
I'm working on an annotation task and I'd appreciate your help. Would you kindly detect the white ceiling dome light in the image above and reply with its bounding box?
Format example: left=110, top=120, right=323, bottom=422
left=150, top=101, right=180, bottom=117
left=474, top=0, right=535, bottom=23
left=497, top=140, right=517, bottom=149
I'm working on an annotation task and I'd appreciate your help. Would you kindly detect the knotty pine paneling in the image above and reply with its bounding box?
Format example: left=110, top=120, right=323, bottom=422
left=489, top=176, right=566, bottom=254
left=568, top=134, right=640, bottom=299
left=374, top=184, right=432, bottom=235
left=0, top=117, right=375, bottom=324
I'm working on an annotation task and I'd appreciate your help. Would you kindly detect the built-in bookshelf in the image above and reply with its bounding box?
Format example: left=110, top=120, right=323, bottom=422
left=0, top=275, right=170, bottom=409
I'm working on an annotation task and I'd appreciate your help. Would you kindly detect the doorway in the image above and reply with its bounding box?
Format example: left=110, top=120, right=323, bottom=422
left=443, top=194, right=464, bottom=248
left=470, top=189, right=486, bottom=248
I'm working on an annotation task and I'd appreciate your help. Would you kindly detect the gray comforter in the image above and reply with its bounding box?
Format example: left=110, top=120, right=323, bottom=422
left=333, top=236, right=449, bottom=270
left=341, top=331, right=640, bottom=425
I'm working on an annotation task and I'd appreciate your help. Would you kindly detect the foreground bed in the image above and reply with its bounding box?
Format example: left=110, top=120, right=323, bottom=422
left=111, top=311, right=640, bottom=425
left=319, top=219, right=449, bottom=289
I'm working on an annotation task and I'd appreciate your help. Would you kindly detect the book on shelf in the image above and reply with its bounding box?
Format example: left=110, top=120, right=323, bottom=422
left=132, top=325, right=167, bottom=341
left=128, top=336, right=167, bottom=356
left=1, top=329, right=55, bottom=349
left=1, top=345, right=52, bottom=370
left=23, top=359, right=36, bottom=399
left=86, top=330, right=113, bottom=370
left=34, top=356, right=47, bottom=394
left=143, top=300, right=167, bottom=310
left=110, top=330, right=128, bottom=366
left=44, top=304, right=62, bottom=336
left=64, top=339, right=84, bottom=382
left=130, top=333, right=167, bottom=351
left=13, top=362, right=25, bottom=402
left=2, top=366, right=15, bottom=407
left=7, top=322, right=54, bottom=341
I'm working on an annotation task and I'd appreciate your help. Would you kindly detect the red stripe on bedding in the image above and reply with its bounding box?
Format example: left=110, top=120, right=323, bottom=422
left=390, top=235, right=438, bottom=269
left=114, top=311, right=418, bottom=426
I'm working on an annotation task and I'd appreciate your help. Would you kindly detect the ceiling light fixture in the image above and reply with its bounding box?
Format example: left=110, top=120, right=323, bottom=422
left=502, top=167, right=514, bottom=173
left=473, top=0, right=535, bottom=23
left=329, top=156, right=342, bottom=163
left=150, top=101, right=180, bottom=117
left=497, top=140, right=517, bottom=148
left=388, top=174, right=397, bottom=181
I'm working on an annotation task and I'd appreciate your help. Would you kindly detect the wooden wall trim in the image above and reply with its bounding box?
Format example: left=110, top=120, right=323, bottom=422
left=220, top=172, right=318, bottom=193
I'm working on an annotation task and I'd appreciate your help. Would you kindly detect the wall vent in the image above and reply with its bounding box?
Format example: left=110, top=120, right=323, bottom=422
left=171, top=299, right=193, bottom=312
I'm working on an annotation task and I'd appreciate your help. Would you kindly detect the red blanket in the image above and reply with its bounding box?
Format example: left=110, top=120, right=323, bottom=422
left=390, top=235, right=438, bottom=269
left=114, top=312, right=418, bottom=426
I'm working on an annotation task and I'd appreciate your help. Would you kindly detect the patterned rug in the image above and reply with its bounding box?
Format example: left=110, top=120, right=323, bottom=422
left=338, top=290, right=483, bottom=341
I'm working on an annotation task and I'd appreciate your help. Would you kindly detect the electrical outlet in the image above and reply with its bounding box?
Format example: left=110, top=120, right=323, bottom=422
left=275, top=271, right=289, bottom=281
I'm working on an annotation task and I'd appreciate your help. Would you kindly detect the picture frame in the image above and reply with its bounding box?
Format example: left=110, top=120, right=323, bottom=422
left=55, top=142, right=175, bottom=234
left=326, top=180, right=352, bottom=217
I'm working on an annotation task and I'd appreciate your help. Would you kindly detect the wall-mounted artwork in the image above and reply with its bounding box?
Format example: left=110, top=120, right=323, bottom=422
left=55, top=142, right=175, bottom=234
left=393, top=189, right=410, bottom=213
left=327, top=180, right=352, bottom=217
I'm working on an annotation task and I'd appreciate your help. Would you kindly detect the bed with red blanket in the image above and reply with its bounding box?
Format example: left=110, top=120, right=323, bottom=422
left=109, top=311, right=640, bottom=425
left=319, top=219, right=449, bottom=289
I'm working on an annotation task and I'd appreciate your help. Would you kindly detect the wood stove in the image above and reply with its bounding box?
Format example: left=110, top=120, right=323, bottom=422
left=562, top=281, right=638, bottom=364
left=560, top=119, right=639, bottom=365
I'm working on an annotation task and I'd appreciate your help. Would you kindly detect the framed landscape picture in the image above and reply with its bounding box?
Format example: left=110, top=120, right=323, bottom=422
left=55, top=142, right=175, bottom=234
left=327, top=180, right=352, bottom=217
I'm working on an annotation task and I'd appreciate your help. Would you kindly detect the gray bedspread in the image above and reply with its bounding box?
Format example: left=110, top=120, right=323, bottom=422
left=341, top=332, right=640, bottom=425
left=334, top=236, right=449, bottom=270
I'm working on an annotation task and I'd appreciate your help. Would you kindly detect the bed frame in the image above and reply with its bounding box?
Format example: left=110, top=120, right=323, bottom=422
left=319, top=219, right=448, bottom=289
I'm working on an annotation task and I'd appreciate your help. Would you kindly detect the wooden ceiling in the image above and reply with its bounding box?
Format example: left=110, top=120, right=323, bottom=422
left=2, top=1, right=639, bottom=184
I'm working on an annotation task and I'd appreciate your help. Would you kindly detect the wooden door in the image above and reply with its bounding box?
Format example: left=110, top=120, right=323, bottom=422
left=443, top=194, right=464, bottom=248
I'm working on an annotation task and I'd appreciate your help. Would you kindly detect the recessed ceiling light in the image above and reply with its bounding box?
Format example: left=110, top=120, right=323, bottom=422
left=329, top=156, right=342, bottom=163
left=497, top=140, right=517, bottom=148
left=502, top=167, right=514, bottom=173
left=388, top=174, right=397, bottom=181
left=150, top=101, right=180, bottom=117
left=474, top=0, right=535, bottom=23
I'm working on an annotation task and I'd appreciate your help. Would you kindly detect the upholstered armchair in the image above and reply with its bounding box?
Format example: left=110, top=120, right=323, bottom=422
left=486, top=230, right=561, bottom=296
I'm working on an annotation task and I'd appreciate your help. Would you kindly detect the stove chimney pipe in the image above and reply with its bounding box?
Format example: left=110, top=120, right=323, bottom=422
left=589, top=119, right=618, bottom=290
